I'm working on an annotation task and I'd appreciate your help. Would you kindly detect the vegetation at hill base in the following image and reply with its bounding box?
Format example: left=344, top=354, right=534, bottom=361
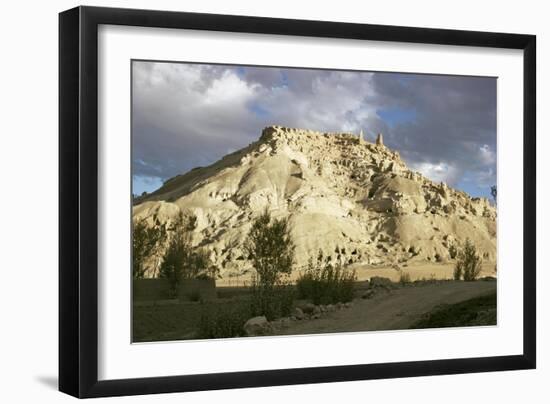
left=410, top=291, right=496, bottom=329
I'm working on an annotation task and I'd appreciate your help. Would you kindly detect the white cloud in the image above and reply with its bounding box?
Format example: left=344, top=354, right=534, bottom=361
left=410, top=161, right=462, bottom=186
left=203, top=70, right=259, bottom=106
left=132, top=61, right=496, bottom=197
left=478, top=144, right=496, bottom=165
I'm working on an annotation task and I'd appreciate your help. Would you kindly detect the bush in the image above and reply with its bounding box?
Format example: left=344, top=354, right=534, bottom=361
left=398, top=271, right=411, bottom=284
left=453, top=238, right=483, bottom=281
left=197, top=301, right=250, bottom=339
left=297, top=250, right=356, bottom=305
left=188, top=290, right=202, bottom=302
left=369, top=276, right=394, bottom=288
left=448, top=243, right=458, bottom=259
left=249, top=280, right=295, bottom=321
left=411, top=292, right=496, bottom=329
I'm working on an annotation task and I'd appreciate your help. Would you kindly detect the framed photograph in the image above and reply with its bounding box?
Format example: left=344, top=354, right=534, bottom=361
left=59, top=6, right=536, bottom=398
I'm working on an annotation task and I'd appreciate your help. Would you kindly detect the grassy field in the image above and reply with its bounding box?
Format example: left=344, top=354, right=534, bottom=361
left=133, top=301, right=205, bottom=342
left=410, top=291, right=497, bottom=329
left=133, top=280, right=496, bottom=342
left=133, top=295, right=296, bottom=342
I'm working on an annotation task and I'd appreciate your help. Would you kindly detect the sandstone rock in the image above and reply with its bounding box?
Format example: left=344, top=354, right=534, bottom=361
left=376, top=133, right=384, bottom=146
left=133, top=125, right=497, bottom=278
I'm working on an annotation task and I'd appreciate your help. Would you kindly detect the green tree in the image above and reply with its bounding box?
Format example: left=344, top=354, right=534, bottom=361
left=158, top=213, right=213, bottom=297
left=245, top=210, right=295, bottom=319
left=246, top=210, right=295, bottom=287
left=132, top=216, right=166, bottom=279
left=188, top=249, right=218, bottom=280
left=159, top=213, right=193, bottom=297
left=453, top=238, right=483, bottom=281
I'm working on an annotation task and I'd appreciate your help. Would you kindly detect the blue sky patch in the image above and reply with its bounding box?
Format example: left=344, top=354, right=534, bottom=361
left=249, top=103, right=270, bottom=118
left=378, top=107, right=417, bottom=127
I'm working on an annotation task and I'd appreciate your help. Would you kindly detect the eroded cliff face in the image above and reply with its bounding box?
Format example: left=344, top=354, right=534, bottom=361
left=134, top=126, right=496, bottom=278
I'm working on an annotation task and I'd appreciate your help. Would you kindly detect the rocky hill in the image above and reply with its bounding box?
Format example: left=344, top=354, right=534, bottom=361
left=133, top=126, right=496, bottom=279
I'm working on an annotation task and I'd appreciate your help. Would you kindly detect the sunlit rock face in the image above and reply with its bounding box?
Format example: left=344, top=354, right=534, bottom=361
left=134, top=126, right=496, bottom=278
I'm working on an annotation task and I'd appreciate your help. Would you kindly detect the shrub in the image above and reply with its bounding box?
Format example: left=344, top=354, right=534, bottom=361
left=369, top=276, right=394, bottom=288
left=398, top=271, right=411, bottom=284
left=188, top=290, right=202, bottom=302
left=249, top=279, right=295, bottom=320
left=448, top=243, right=458, bottom=259
left=453, top=238, right=483, bottom=281
left=296, top=250, right=356, bottom=305
left=197, top=301, right=250, bottom=339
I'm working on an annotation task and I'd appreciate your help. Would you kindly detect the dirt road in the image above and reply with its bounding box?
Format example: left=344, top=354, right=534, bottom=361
left=272, top=280, right=497, bottom=336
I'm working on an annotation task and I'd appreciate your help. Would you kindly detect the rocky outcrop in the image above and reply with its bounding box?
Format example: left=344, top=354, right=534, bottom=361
left=243, top=316, right=271, bottom=336
left=134, top=126, right=497, bottom=278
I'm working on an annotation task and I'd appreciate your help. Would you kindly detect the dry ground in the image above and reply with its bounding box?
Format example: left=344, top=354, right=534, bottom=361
left=271, top=280, right=497, bottom=336
left=215, top=261, right=497, bottom=287
left=134, top=278, right=497, bottom=342
left=351, top=261, right=497, bottom=282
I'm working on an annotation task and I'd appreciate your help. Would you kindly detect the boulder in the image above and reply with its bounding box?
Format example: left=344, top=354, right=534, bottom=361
left=243, top=316, right=271, bottom=336
left=293, top=307, right=306, bottom=320
left=300, top=303, right=316, bottom=314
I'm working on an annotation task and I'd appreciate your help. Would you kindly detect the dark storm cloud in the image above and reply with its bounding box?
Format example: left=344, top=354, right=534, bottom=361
left=132, top=61, right=496, bottom=198
left=371, top=73, right=496, bottom=190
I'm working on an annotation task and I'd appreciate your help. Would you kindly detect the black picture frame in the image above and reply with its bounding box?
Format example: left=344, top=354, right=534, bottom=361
left=59, top=5, right=536, bottom=398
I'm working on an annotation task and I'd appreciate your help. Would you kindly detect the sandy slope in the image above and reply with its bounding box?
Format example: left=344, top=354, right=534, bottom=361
left=272, top=281, right=497, bottom=336
left=134, top=126, right=497, bottom=278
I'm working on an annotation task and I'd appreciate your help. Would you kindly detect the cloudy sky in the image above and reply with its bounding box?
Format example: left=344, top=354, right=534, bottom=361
left=132, top=61, right=496, bottom=198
